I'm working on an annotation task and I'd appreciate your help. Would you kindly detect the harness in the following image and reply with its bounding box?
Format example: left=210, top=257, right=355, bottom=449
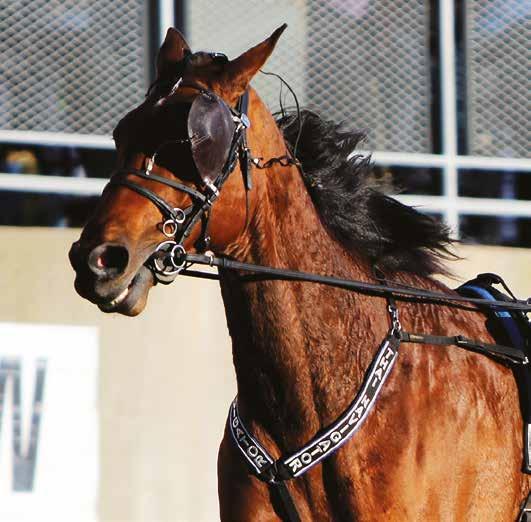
left=105, top=71, right=531, bottom=521
left=109, top=82, right=250, bottom=271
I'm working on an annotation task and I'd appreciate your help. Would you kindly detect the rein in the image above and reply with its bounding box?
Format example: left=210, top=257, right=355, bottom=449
left=178, top=252, right=531, bottom=313
left=172, top=256, right=530, bottom=522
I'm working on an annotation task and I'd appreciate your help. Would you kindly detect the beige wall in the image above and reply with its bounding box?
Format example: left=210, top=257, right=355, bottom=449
left=1, top=227, right=529, bottom=521
left=1, top=227, right=234, bottom=522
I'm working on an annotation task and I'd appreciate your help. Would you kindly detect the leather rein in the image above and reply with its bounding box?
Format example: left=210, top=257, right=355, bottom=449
left=106, top=80, right=531, bottom=522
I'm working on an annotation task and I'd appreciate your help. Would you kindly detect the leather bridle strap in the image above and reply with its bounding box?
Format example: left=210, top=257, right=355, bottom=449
left=236, top=91, right=252, bottom=190
left=399, top=331, right=527, bottom=365
left=181, top=253, right=531, bottom=312
left=111, top=168, right=208, bottom=204
left=109, top=178, right=183, bottom=221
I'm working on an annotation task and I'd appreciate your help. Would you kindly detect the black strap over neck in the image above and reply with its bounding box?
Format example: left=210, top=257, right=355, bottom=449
left=236, top=91, right=252, bottom=191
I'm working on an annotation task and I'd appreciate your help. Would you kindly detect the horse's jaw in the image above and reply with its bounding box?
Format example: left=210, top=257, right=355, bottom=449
left=94, top=265, right=154, bottom=316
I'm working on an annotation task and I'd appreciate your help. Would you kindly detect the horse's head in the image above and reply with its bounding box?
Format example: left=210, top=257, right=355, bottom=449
left=69, top=25, right=286, bottom=316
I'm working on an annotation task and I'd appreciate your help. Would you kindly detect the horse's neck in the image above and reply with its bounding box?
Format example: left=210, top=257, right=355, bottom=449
left=219, top=97, right=391, bottom=452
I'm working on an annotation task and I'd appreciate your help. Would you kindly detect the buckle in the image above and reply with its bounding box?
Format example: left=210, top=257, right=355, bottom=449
left=205, top=182, right=220, bottom=201
left=240, top=113, right=251, bottom=129
left=387, top=304, right=401, bottom=335
left=455, top=335, right=466, bottom=346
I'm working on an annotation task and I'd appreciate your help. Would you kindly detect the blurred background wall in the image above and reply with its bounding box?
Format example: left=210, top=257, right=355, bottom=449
left=0, top=1, right=529, bottom=521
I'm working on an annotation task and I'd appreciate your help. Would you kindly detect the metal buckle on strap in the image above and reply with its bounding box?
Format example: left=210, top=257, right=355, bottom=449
left=205, top=182, right=220, bottom=202
left=454, top=335, right=467, bottom=346
left=388, top=304, right=401, bottom=336
left=145, top=155, right=155, bottom=175
left=204, top=250, right=215, bottom=267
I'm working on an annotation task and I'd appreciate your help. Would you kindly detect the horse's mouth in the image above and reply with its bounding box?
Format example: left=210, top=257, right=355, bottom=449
left=96, top=265, right=154, bottom=316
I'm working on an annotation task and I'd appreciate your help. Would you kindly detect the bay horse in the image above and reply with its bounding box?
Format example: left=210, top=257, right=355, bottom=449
left=69, top=26, right=530, bottom=520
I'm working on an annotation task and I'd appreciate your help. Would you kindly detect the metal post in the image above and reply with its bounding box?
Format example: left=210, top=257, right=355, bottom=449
left=439, top=0, right=459, bottom=237
left=159, top=0, right=175, bottom=43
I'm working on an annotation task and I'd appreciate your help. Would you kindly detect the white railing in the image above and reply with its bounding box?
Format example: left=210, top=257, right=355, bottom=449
left=0, top=130, right=114, bottom=149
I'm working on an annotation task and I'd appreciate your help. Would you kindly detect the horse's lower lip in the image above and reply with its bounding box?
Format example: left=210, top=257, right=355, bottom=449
left=95, top=266, right=154, bottom=315
left=107, top=286, right=130, bottom=307
left=98, top=277, right=136, bottom=312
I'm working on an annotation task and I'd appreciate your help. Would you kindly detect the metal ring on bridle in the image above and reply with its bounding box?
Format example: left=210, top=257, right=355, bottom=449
left=170, top=244, right=187, bottom=271
left=162, top=208, right=186, bottom=237
left=153, top=240, right=182, bottom=275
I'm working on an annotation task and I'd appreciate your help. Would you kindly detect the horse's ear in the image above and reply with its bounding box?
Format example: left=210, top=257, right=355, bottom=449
left=156, top=28, right=191, bottom=77
left=226, top=24, right=287, bottom=93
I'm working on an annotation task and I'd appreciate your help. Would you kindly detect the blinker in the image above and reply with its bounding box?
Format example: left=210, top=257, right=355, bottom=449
left=188, top=90, right=237, bottom=185
left=210, top=52, right=229, bottom=64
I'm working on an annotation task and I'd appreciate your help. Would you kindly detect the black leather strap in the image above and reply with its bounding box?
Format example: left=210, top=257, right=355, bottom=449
left=236, top=91, right=252, bottom=190
left=113, top=168, right=207, bottom=203
left=399, top=331, right=528, bottom=366
left=269, top=481, right=301, bottom=522
left=182, top=253, right=531, bottom=312
left=110, top=178, right=180, bottom=219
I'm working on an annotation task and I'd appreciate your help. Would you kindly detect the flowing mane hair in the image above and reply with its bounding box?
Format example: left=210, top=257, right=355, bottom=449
left=276, top=110, right=456, bottom=277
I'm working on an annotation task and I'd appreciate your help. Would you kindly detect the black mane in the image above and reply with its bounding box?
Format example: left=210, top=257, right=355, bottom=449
left=276, top=110, right=455, bottom=276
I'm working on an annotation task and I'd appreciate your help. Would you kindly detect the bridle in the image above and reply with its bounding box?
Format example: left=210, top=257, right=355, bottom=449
left=104, top=66, right=531, bottom=522
left=109, top=73, right=298, bottom=284
left=109, top=81, right=252, bottom=282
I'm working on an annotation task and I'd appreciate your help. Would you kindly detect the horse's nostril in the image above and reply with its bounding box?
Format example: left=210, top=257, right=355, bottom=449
left=88, top=243, right=129, bottom=277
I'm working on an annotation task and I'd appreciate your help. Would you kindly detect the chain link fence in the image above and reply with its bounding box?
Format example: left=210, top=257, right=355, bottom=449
left=187, top=0, right=434, bottom=154
left=0, top=0, right=148, bottom=136
left=465, top=0, right=530, bottom=158
left=0, top=0, right=528, bottom=160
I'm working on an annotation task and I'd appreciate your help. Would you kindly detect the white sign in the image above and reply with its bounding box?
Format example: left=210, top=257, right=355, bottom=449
left=0, top=323, right=99, bottom=522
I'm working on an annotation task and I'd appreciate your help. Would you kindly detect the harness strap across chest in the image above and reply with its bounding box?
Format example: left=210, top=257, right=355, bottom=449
left=221, top=278, right=529, bottom=521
